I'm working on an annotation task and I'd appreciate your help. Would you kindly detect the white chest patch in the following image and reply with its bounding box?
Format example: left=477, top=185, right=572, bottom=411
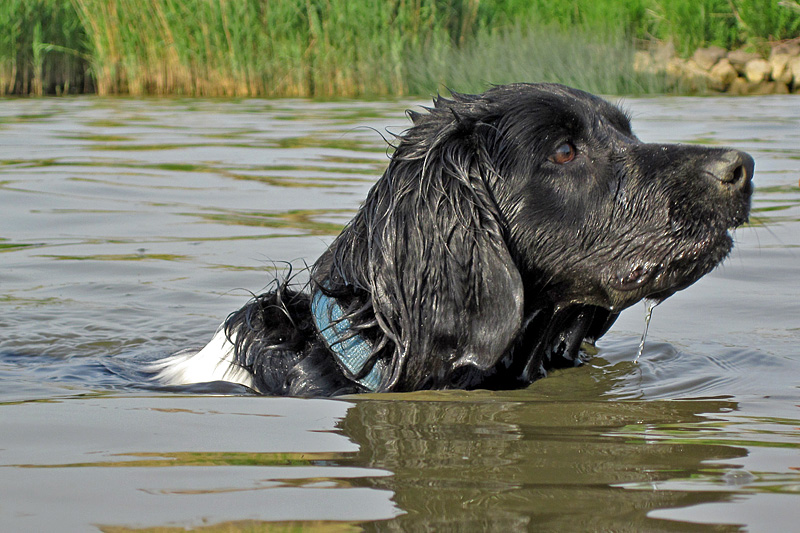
left=148, top=327, right=255, bottom=390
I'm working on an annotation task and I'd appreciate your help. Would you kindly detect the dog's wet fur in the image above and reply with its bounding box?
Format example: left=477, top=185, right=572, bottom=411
left=151, top=83, right=754, bottom=396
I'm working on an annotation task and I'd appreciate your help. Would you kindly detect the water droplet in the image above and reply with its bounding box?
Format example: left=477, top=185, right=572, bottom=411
left=635, top=299, right=658, bottom=364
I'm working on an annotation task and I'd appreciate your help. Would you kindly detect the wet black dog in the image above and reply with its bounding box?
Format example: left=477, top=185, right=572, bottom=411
left=151, top=83, right=754, bottom=396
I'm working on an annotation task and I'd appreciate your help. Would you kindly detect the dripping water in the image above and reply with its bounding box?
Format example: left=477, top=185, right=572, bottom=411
left=635, top=299, right=658, bottom=364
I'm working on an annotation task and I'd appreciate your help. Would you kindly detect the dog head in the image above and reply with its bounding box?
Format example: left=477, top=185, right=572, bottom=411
left=476, top=84, right=754, bottom=310
left=313, top=83, right=753, bottom=390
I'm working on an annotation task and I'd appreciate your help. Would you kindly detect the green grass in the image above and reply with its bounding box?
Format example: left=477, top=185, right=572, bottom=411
left=404, top=24, right=679, bottom=96
left=1, top=0, right=798, bottom=97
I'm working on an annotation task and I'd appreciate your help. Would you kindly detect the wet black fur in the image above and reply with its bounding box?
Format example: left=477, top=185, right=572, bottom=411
left=222, top=83, right=754, bottom=397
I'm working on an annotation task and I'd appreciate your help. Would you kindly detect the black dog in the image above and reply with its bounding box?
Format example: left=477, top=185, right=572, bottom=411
left=150, top=83, right=754, bottom=396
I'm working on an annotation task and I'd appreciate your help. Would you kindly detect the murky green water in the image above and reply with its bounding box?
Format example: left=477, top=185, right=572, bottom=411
left=1, top=95, right=798, bottom=532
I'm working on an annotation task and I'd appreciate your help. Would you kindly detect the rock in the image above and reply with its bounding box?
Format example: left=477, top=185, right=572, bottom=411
left=728, top=49, right=762, bottom=73
left=775, top=82, right=791, bottom=94
left=693, top=46, right=727, bottom=70
left=676, top=59, right=714, bottom=92
left=683, top=59, right=707, bottom=76
left=750, top=81, right=787, bottom=95
left=727, top=77, right=753, bottom=95
left=789, top=56, right=800, bottom=89
left=770, top=53, right=794, bottom=84
left=666, top=58, right=686, bottom=79
left=771, top=41, right=800, bottom=59
left=708, top=58, right=738, bottom=91
left=631, top=42, right=799, bottom=94
left=664, top=58, right=708, bottom=92
left=726, top=78, right=786, bottom=95
left=652, top=41, right=676, bottom=66
left=634, top=42, right=677, bottom=74
left=744, top=59, right=772, bottom=83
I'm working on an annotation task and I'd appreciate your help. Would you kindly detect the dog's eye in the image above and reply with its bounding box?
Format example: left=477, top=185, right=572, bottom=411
left=550, top=142, right=576, bottom=164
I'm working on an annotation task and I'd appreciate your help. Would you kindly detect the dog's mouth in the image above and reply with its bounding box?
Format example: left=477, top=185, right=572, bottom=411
left=607, top=227, right=736, bottom=305
left=609, top=261, right=658, bottom=292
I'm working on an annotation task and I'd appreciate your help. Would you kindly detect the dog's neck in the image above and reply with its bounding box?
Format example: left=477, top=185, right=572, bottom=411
left=311, top=290, right=387, bottom=391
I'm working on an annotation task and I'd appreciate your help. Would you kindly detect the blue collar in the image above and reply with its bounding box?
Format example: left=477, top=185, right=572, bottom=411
left=311, top=290, right=386, bottom=391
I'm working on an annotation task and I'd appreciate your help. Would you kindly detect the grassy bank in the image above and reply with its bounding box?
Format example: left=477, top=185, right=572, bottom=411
left=1, top=0, right=798, bottom=97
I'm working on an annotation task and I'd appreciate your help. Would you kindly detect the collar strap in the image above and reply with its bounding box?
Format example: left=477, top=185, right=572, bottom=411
left=311, top=290, right=386, bottom=391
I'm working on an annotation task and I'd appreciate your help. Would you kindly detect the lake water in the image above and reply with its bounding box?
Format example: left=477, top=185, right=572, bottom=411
left=1, top=95, right=798, bottom=532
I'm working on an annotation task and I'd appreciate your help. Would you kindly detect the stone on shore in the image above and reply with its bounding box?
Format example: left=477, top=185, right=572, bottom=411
left=693, top=46, right=727, bottom=70
left=790, top=56, right=800, bottom=87
left=633, top=40, right=800, bottom=94
left=708, top=58, right=738, bottom=91
left=772, top=42, right=800, bottom=58
left=770, top=54, right=794, bottom=84
left=727, top=49, right=762, bottom=74
left=744, top=59, right=772, bottom=84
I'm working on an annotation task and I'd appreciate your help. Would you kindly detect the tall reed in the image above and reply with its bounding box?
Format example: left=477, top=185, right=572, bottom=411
left=0, top=0, right=89, bottom=95
left=70, top=0, right=453, bottom=97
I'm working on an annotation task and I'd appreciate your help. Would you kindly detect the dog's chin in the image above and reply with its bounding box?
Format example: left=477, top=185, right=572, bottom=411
left=601, top=229, right=735, bottom=312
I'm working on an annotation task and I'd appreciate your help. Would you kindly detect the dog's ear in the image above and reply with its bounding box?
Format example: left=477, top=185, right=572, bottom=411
left=335, top=103, right=524, bottom=389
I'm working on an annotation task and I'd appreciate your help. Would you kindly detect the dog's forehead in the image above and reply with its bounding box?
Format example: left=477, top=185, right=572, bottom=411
left=516, top=84, right=632, bottom=134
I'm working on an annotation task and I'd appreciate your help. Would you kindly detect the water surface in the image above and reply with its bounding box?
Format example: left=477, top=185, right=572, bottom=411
left=1, top=95, right=798, bottom=532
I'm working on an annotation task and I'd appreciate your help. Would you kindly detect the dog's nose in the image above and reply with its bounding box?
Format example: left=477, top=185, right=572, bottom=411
left=704, top=149, right=754, bottom=195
